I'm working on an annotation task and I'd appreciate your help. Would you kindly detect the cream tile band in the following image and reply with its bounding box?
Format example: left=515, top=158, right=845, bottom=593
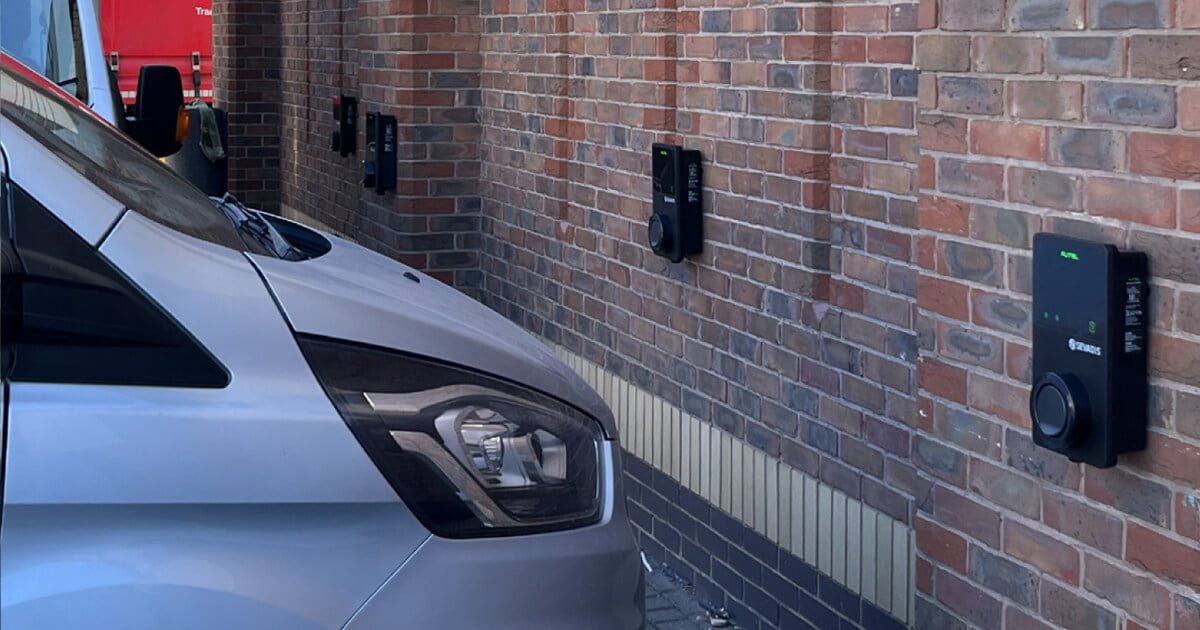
left=553, top=344, right=915, bottom=624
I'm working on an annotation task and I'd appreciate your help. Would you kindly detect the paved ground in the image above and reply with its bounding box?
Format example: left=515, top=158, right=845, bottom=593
left=645, top=562, right=730, bottom=629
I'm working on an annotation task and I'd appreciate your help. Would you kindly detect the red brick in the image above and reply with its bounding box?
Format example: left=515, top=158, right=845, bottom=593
left=940, top=0, right=1006, bottom=31
left=919, top=0, right=938, bottom=29
left=918, top=275, right=970, bottom=320
left=1127, top=432, right=1200, bottom=488
left=916, top=557, right=934, bottom=595
left=731, top=8, right=765, bottom=32
left=919, top=358, right=969, bottom=406
left=1009, top=167, right=1082, bottom=211
left=1003, top=520, right=1081, bottom=585
left=1130, top=133, right=1200, bottom=182
left=972, top=36, right=1043, bottom=74
left=1009, top=81, right=1084, bottom=121
left=1005, top=341, right=1032, bottom=382
left=919, top=196, right=970, bottom=236
left=967, top=372, right=1029, bottom=429
left=1042, top=488, right=1124, bottom=558
left=919, top=72, right=938, bottom=109
left=935, top=570, right=1003, bottom=629
left=919, top=155, right=937, bottom=190
left=969, top=459, right=1041, bottom=519
left=938, top=77, right=1003, bottom=115
left=934, top=485, right=1000, bottom=547
left=867, top=36, right=913, bottom=64
left=865, top=162, right=915, bottom=195
left=865, top=100, right=914, bottom=128
left=1183, top=87, right=1200, bottom=131
left=1130, top=35, right=1200, bottom=80
left=937, top=158, right=1004, bottom=200
left=917, top=515, right=968, bottom=573
left=832, top=35, right=867, bottom=62
left=970, top=121, right=1044, bottom=161
left=917, top=35, right=970, bottom=72
left=1177, top=492, right=1200, bottom=544
left=1084, top=554, right=1171, bottom=629
left=1084, top=177, right=1176, bottom=228
left=1127, top=523, right=1200, bottom=591
left=918, top=114, right=968, bottom=153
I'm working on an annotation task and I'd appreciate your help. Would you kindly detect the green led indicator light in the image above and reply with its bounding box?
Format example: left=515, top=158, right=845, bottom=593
left=1043, top=311, right=1050, bottom=319
left=659, top=150, right=669, bottom=156
left=1060, top=250, right=1080, bottom=261
left=1088, top=320, right=1097, bottom=334
left=1054, top=314, right=1061, bottom=322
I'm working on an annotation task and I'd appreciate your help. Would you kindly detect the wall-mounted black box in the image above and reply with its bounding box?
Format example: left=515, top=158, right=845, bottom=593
left=1030, top=233, right=1149, bottom=469
left=363, top=112, right=396, bottom=195
left=648, top=143, right=703, bottom=263
left=331, top=95, right=357, bottom=157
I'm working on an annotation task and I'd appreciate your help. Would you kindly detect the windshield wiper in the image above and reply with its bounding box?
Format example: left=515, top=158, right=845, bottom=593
left=214, top=193, right=307, bottom=261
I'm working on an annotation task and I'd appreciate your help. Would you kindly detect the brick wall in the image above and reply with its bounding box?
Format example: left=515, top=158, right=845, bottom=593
left=478, top=0, right=922, bottom=627
left=222, top=0, right=484, bottom=292
left=278, top=0, right=362, bottom=235
left=212, top=0, right=283, bottom=212
left=915, top=1, right=1200, bottom=629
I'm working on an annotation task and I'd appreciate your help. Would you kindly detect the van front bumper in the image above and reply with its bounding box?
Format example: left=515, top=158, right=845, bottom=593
left=345, top=443, right=645, bottom=630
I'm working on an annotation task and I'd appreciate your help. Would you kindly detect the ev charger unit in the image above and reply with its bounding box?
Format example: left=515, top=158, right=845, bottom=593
left=1030, top=233, right=1149, bottom=469
left=649, top=143, right=703, bottom=263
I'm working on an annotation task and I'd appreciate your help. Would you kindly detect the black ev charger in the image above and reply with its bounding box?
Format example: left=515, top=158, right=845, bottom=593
left=331, top=95, right=357, bottom=157
left=363, top=112, right=397, bottom=195
left=649, top=143, right=703, bottom=263
left=1030, top=233, right=1149, bottom=468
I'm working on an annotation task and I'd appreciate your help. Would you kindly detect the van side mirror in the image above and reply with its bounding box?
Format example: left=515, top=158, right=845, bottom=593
left=129, top=65, right=185, bottom=158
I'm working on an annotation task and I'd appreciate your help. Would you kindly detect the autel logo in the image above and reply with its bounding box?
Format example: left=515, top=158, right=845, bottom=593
left=1068, top=338, right=1102, bottom=357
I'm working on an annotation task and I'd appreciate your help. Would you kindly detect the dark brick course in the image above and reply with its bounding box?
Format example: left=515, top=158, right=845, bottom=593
left=627, top=454, right=901, bottom=630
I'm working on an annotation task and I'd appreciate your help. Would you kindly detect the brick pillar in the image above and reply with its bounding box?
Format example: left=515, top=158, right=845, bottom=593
left=212, top=0, right=283, bottom=212
left=915, top=1, right=1200, bottom=628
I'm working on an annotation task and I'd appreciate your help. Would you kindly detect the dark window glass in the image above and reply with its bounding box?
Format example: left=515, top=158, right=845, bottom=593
left=1, top=184, right=228, bottom=387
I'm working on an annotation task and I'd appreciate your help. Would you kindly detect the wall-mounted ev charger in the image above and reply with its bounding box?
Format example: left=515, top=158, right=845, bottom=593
left=1030, top=233, right=1149, bottom=469
left=363, top=112, right=397, bottom=195
left=648, top=143, right=703, bottom=263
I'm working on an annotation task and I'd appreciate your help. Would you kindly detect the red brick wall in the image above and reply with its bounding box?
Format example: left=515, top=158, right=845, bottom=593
left=221, top=0, right=484, bottom=292
left=915, top=1, right=1200, bottom=628
left=479, top=0, right=921, bottom=626
left=213, top=0, right=283, bottom=212
left=278, top=0, right=362, bottom=235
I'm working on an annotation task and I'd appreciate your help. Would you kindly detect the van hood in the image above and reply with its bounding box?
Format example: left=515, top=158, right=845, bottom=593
left=247, top=232, right=615, bottom=437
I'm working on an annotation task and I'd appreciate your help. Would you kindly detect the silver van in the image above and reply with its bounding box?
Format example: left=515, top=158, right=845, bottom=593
left=0, top=52, right=643, bottom=629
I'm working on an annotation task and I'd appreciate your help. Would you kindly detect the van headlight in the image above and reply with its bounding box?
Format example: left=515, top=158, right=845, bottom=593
left=298, top=336, right=604, bottom=538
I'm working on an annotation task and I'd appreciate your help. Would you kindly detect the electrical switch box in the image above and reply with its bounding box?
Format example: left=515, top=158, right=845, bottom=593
left=331, top=95, right=357, bottom=157
left=1030, top=233, right=1149, bottom=469
left=363, top=112, right=396, bottom=195
left=649, top=143, right=703, bottom=263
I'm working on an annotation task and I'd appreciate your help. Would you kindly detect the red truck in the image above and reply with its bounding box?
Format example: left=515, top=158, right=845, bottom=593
left=101, top=0, right=214, bottom=106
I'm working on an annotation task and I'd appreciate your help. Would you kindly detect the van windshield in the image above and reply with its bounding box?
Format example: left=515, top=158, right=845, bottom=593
left=1, top=0, right=88, bottom=101
left=1, top=60, right=245, bottom=251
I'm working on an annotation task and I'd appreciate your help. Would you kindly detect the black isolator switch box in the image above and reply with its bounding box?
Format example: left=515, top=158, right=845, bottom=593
left=363, top=112, right=397, bottom=195
left=1030, top=233, right=1149, bottom=469
left=331, top=95, right=357, bottom=157
left=649, top=143, right=703, bottom=263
